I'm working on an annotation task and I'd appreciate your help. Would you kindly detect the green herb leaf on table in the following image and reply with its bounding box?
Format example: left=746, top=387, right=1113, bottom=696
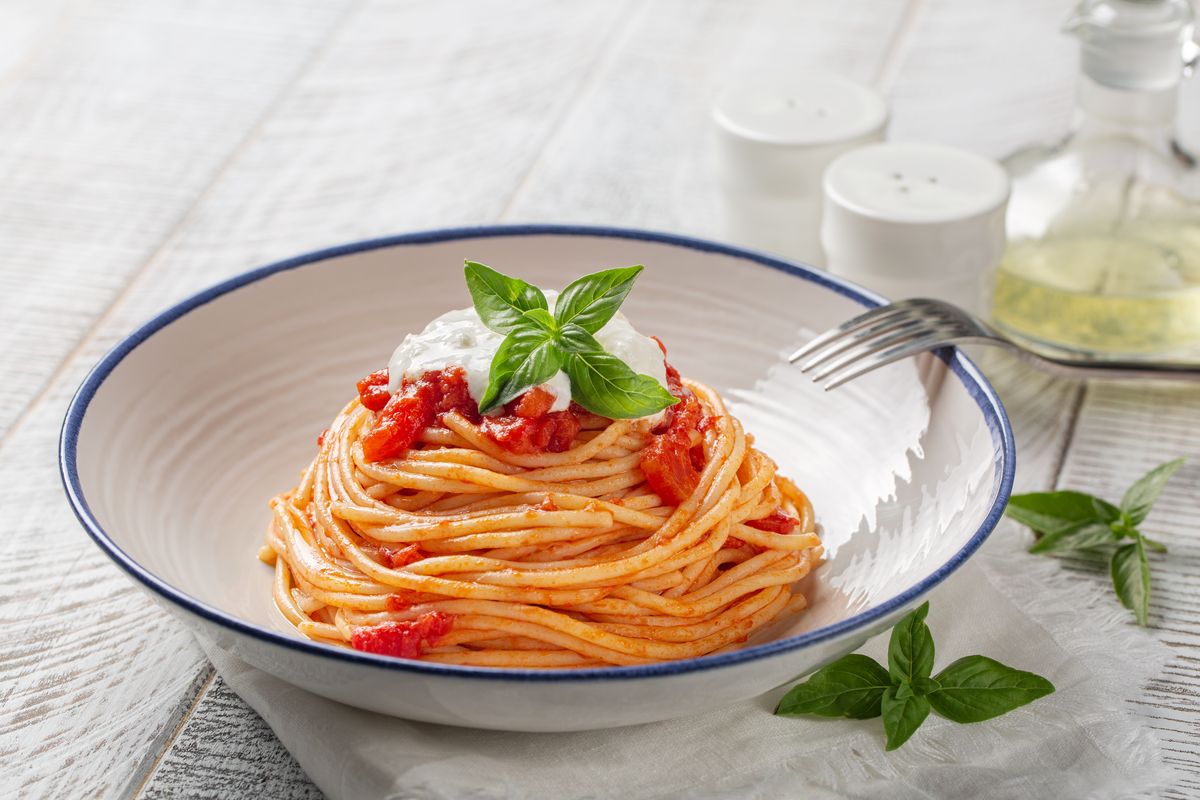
left=927, top=656, right=1055, bottom=723
left=774, top=654, right=891, bottom=720
left=1111, top=537, right=1151, bottom=627
left=1005, top=457, right=1185, bottom=625
left=1027, top=521, right=1121, bottom=555
left=464, top=261, right=548, bottom=334
left=1004, top=490, right=1119, bottom=535
left=1120, top=458, right=1185, bottom=526
left=882, top=685, right=932, bottom=751
left=774, top=603, right=1054, bottom=750
left=888, top=601, right=934, bottom=683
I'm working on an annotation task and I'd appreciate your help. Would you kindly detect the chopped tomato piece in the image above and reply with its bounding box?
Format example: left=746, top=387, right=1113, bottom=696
left=483, top=411, right=581, bottom=454
left=430, top=369, right=479, bottom=423
left=350, top=611, right=454, bottom=658
left=316, top=428, right=330, bottom=447
left=639, top=348, right=703, bottom=506
left=356, top=369, right=392, bottom=411
left=510, top=386, right=556, bottom=418
left=377, top=543, right=424, bottom=569
left=361, top=381, right=437, bottom=462
left=641, top=433, right=700, bottom=505
left=539, top=496, right=559, bottom=512
left=746, top=511, right=799, bottom=534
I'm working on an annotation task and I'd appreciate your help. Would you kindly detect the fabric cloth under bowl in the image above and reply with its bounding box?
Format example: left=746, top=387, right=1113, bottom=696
left=207, top=524, right=1175, bottom=800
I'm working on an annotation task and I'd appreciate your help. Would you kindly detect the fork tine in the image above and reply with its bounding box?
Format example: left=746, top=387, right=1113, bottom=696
left=799, top=314, right=930, bottom=372
left=787, top=299, right=935, bottom=365
left=820, top=330, right=973, bottom=389
left=809, top=319, right=969, bottom=382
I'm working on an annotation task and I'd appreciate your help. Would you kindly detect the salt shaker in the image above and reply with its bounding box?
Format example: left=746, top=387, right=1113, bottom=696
left=821, top=143, right=1010, bottom=313
left=712, top=73, right=888, bottom=267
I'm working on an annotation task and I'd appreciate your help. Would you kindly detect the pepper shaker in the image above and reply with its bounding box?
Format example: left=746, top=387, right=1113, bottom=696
left=712, top=73, right=888, bottom=267
left=821, top=142, right=1010, bottom=313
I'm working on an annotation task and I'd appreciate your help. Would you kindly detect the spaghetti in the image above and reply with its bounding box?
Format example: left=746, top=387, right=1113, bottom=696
left=260, top=352, right=822, bottom=668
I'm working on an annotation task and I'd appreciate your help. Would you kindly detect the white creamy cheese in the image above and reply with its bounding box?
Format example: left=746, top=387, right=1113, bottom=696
left=386, top=291, right=669, bottom=418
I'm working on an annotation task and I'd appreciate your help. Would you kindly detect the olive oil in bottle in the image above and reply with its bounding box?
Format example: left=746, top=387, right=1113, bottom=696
left=991, top=0, right=1200, bottom=359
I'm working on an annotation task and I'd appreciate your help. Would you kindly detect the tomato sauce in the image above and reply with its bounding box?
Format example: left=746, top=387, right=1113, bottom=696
left=356, top=368, right=589, bottom=461
left=377, top=543, right=424, bottom=569
left=638, top=346, right=707, bottom=506
left=349, top=611, right=454, bottom=658
left=746, top=511, right=799, bottom=534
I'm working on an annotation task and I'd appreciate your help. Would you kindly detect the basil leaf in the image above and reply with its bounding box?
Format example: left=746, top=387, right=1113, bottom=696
left=882, top=684, right=931, bottom=750
left=477, top=327, right=560, bottom=413
left=888, top=602, right=934, bottom=683
left=928, top=656, right=1055, bottom=723
left=464, top=261, right=548, bottom=334
left=1111, top=537, right=1151, bottom=626
left=1121, top=458, right=1185, bottom=525
left=563, top=348, right=678, bottom=419
left=553, top=265, right=643, bottom=333
left=521, top=307, right=559, bottom=334
left=1005, top=490, right=1119, bottom=534
left=775, top=654, right=891, bottom=720
left=557, top=323, right=603, bottom=354
left=1141, top=535, right=1169, bottom=553
left=1028, top=521, right=1122, bottom=555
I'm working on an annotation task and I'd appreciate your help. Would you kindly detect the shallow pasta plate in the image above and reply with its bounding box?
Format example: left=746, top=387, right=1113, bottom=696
left=61, top=224, right=1014, bottom=732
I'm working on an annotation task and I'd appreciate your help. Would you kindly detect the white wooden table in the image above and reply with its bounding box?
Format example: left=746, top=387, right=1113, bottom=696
left=2, top=1, right=1198, bottom=797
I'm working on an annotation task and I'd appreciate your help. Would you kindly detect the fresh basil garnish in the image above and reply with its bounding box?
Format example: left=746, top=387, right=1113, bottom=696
left=776, top=602, right=1055, bottom=751
left=564, top=349, right=684, bottom=420
left=1005, top=458, right=1186, bottom=625
left=881, top=685, right=931, bottom=751
left=887, top=599, right=934, bottom=684
left=465, top=262, right=678, bottom=418
left=773, top=653, right=891, bottom=720
left=554, top=265, right=643, bottom=333
left=1111, top=536, right=1152, bottom=627
left=464, top=260, right=548, bottom=334
left=1120, top=458, right=1185, bottom=526
left=1005, top=490, right=1119, bottom=535
left=476, top=326, right=562, bottom=412
left=927, top=656, right=1055, bottom=724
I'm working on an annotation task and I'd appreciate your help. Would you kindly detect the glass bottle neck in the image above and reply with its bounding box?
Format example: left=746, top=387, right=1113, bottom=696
left=1075, top=75, right=1178, bottom=141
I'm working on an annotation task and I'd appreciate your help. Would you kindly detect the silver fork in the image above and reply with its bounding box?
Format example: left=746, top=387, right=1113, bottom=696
left=790, top=297, right=1200, bottom=390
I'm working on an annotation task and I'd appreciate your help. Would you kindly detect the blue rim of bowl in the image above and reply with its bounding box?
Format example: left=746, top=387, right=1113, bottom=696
left=60, top=223, right=1015, bottom=683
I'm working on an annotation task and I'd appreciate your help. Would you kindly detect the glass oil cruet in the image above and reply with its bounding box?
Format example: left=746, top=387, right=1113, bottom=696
left=991, top=0, right=1200, bottom=359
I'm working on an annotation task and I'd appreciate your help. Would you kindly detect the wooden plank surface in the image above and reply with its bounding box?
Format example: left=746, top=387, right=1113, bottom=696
left=0, top=0, right=352, bottom=441
left=1, top=0, right=1197, bottom=797
left=0, top=1, right=635, bottom=796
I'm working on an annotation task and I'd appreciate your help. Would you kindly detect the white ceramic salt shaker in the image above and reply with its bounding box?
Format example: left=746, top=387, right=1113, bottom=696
left=712, top=73, right=888, bottom=267
left=821, top=143, right=1010, bottom=313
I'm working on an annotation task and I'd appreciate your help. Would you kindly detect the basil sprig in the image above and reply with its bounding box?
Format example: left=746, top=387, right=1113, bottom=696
left=463, top=261, right=678, bottom=418
left=1006, top=458, right=1185, bottom=626
left=776, top=602, right=1054, bottom=750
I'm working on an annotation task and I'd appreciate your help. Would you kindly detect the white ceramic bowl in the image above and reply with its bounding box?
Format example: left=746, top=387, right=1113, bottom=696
left=61, top=225, right=1013, bottom=732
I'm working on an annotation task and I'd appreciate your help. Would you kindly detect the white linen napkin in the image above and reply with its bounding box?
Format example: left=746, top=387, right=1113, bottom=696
left=208, top=525, right=1176, bottom=800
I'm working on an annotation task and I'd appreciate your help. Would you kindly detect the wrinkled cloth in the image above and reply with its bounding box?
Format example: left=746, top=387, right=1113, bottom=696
left=209, top=527, right=1176, bottom=800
